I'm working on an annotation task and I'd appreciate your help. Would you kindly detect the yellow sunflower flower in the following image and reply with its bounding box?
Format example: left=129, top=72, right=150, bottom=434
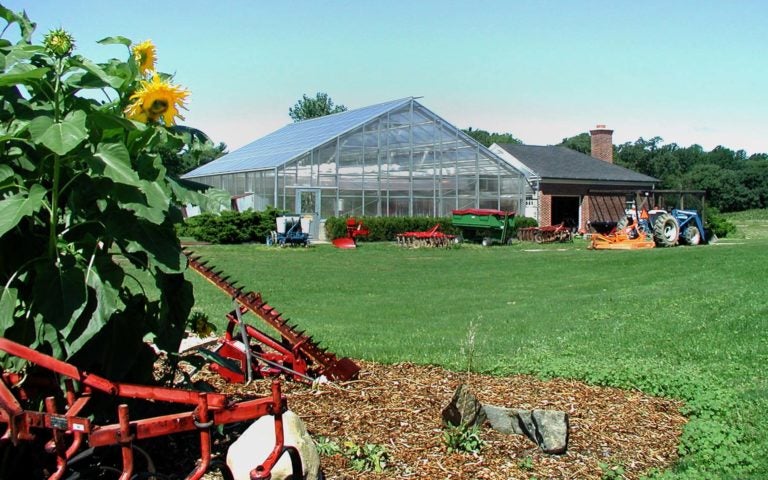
left=132, top=40, right=157, bottom=75
left=125, top=73, right=189, bottom=125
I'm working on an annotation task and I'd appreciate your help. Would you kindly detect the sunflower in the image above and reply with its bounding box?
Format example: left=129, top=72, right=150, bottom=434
left=125, top=73, right=189, bottom=125
left=43, top=28, right=75, bottom=58
left=132, top=40, right=156, bottom=75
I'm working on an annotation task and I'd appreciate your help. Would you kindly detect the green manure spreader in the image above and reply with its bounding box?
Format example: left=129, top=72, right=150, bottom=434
left=451, top=209, right=516, bottom=246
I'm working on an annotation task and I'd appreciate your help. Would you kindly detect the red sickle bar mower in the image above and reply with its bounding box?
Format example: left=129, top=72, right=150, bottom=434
left=184, top=251, right=360, bottom=384
left=0, top=337, right=301, bottom=480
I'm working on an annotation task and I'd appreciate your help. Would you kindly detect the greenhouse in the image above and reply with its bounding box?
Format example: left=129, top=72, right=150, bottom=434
left=183, top=97, right=530, bottom=235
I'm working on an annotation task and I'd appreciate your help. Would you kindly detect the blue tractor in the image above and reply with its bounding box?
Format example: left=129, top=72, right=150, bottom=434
left=618, top=191, right=709, bottom=247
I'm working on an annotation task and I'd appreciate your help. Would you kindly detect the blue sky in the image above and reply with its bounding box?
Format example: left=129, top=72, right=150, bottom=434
left=4, top=0, right=767, bottom=155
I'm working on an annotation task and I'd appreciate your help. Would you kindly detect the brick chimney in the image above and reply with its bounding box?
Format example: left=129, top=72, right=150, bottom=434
left=590, top=124, right=613, bottom=163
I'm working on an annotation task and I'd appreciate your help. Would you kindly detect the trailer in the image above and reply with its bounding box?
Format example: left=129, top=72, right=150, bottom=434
left=451, top=209, right=516, bottom=246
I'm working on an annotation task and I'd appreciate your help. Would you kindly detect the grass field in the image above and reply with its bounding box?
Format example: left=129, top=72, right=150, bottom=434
left=182, top=219, right=767, bottom=479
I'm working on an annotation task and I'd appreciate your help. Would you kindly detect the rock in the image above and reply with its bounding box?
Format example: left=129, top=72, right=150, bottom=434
left=441, top=384, right=487, bottom=428
left=482, top=405, right=526, bottom=435
left=482, top=404, right=569, bottom=455
left=227, top=410, right=322, bottom=480
left=532, top=409, right=569, bottom=454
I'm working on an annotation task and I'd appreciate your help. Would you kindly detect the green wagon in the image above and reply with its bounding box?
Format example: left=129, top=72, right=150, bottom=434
left=451, top=209, right=516, bottom=246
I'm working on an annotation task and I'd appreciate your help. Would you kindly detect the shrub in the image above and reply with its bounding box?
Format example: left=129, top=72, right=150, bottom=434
left=180, top=207, right=284, bottom=244
left=512, top=215, right=538, bottom=235
left=703, top=207, right=736, bottom=238
left=443, top=423, right=485, bottom=454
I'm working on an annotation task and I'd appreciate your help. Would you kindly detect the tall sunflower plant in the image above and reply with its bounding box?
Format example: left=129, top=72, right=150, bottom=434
left=0, top=6, right=228, bottom=382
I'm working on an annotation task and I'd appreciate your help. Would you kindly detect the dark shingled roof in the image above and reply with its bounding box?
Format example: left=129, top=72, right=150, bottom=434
left=496, top=144, right=657, bottom=184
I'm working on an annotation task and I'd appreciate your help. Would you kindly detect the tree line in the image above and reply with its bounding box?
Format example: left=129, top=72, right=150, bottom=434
left=466, top=128, right=767, bottom=213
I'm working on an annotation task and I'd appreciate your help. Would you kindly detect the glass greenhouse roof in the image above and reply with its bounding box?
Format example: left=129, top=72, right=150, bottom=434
left=183, top=97, right=414, bottom=178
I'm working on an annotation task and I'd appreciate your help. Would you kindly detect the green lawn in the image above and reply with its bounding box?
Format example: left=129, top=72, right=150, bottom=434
left=183, top=229, right=768, bottom=478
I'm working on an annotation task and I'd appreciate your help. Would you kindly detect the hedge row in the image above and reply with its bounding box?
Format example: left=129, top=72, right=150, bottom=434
left=178, top=207, right=284, bottom=244
left=179, top=210, right=539, bottom=244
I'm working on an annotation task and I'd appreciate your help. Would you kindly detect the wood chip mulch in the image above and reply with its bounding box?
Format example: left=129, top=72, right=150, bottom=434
left=202, top=360, right=687, bottom=479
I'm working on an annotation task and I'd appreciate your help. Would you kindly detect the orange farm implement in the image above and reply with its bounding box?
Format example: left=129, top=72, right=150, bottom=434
left=0, top=337, right=300, bottom=480
left=396, top=224, right=456, bottom=248
left=184, top=251, right=360, bottom=383
left=332, top=217, right=369, bottom=248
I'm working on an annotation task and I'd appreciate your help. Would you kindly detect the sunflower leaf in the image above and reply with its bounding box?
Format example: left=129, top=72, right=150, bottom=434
left=73, top=57, right=124, bottom=89
left=37, top=111, right=88, bottom=156
left=92, top=142, right=142, bottom=187
left=0, top=184, right=46, bottom=237
left=97, top=36, right=132, bottom=47
left=0, top=65, right=49, bottom=87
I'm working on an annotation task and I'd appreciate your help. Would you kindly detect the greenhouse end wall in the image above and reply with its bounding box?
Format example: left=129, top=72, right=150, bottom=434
left=190, top=100, right=530, bottom=218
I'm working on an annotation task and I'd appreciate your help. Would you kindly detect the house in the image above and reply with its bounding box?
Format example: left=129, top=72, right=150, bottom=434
left=489, top=126, right=658, bottom=231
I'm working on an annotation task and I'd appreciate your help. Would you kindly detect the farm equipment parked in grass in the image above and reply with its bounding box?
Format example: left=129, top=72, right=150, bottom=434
left=0, top=337, right=300, bottom=480
left=589, top=190, right=709, bottom=250
left=396, top=224, right=456, bottom=248
left=267, top=215, right=310, bottom=247
left=332, top=217, right=369, bottom=248
left=185, top=251, right=360, bottom=383
left=517, top=223, right=573, bottom=244
left=451, top=209, right=516, bottom=246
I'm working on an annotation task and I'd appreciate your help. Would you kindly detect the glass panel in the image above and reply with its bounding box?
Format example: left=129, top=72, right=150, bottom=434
left=457, top=196, right=475, bottom=210
left=321, top=191, right=337, bottom=217
left=386, top=127, right=410, bottom=147
left=479, top=197, right=499, bottom=210
left=388, top=107, right=411, bottom=127
left=338, top=196, right=363, bottom=216
left=316, top=143, right=337, bottom=174
left=296, top=154, right=311, bottom=186
left=413, top=197, right=435, bottom=217
left=318, top=174, right=337, bottom=187
left=299, top=190, right=318, bottom=214
left=387, top=197, right=409, bottom=216
left=439, top=197, right=457, bottom=216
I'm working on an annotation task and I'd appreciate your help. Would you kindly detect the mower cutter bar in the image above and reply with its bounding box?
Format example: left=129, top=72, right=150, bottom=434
left=184, top=251, right=360, bottom=381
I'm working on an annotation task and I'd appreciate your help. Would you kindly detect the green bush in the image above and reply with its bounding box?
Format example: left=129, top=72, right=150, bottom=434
left=703, top=207, right=736, bottom=238
left=180, top=207, right=283, bottom=244
left=512, top=215, right=538, bottom=234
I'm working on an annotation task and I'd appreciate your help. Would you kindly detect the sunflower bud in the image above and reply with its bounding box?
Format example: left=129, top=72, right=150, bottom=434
left=43, top=28, right=75, bottom=58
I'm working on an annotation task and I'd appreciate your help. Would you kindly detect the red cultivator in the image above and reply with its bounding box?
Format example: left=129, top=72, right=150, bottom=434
left=332, top=217, right=369, bottom=249
left=396, top=224, right=456, bottom=248
left=0, top=337, right=300, bottom=480
left=517, top=223, right=573, bottom=243
left=185, top=251, right=360, bottom=383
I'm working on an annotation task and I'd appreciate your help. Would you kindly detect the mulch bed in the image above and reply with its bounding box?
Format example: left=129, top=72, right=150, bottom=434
left=198, top=359, right=686, bottom=479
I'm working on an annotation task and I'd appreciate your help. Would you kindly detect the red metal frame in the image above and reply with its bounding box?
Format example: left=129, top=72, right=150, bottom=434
left=0, top=337, right=300, bottom=480
left=396, top=223, right=456, bottom=247
left=209, top=306, right=311, bottom=383
left=185, top=251, right=360, bottom=382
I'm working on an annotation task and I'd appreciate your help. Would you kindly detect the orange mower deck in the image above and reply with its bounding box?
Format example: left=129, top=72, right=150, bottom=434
left=589, top=230, right=656, bottom=250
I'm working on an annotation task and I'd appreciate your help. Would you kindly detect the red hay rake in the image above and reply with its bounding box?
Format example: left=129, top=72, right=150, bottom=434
left=0, top=337, right=300, bottom=480
left=396, top=224, right=456, bottom=248
left=184, top=251, right=360, bottom=384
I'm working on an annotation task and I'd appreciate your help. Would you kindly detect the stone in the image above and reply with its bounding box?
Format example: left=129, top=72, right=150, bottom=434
left=482, top=404, right=569, bottom=455
left=227, top=410, right=322, bottom=480
left=482, top=405, right=526, bottom=435
left=441, top=384, right=487, bottom=428
left=532, top=409, right=569, bottom=455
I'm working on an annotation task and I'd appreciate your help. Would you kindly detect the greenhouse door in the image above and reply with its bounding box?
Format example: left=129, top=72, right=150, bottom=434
left=296, top=189, right=320, bottom=240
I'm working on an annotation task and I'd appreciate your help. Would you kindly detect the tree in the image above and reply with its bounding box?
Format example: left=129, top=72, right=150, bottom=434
left=462, top=127, right=522, bottom=147
left=158, top=126, right=227, bottom=177
left=289, top=92, right=347, bottom=122
left=558, top=132, right=592, bottom=154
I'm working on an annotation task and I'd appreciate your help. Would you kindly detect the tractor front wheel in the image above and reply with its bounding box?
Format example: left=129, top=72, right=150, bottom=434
left=652, top=213, right=679, bottom=247
left=681, top=225, right=702, bottom=245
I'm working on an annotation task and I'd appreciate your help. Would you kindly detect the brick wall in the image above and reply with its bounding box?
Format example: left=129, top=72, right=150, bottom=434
left=539, top=194, right=552, bottom=226
left=590, top=125, right=614, bottom=163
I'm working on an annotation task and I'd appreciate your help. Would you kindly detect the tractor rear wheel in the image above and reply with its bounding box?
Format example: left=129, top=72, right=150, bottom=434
left=652, top=213, right=679, bottom=247
left=681, top=225, right=702, bottom=245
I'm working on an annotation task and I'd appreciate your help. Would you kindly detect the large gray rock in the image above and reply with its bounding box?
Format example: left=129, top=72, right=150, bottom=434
left=532, top=409, right=569, bottom=454
left=441, top=384, right=487, bottom=428
left=482, top=404, right=569, bottom=455
left=482, top=405, right=526, bottom=435
left=227, top=410, right=321, bottom=480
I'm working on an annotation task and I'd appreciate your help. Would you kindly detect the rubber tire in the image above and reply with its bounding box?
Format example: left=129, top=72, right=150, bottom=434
left=652, top=213, right=679, bottom=247
left=682, top=225, right=701, bottom=245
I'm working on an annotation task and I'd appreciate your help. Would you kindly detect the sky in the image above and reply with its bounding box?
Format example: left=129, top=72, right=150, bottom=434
left=4, top=0, right=767, bottom=155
